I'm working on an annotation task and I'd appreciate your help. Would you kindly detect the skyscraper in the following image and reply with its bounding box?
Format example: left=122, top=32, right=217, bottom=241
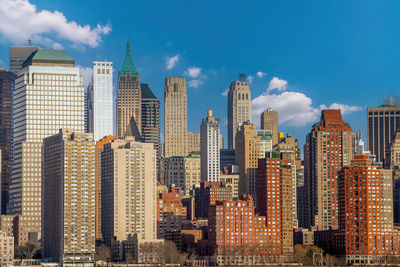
left=261, top=108, right=278, bottom=146
left=8, top=49, right=85, bottom=240
left=164, top=77, right=187, bottom=157
left=304, top=110, right=353, bottom=230
left=257, top=129, right=273, bottom=158
left=200, top=109, right=220, bottom=182
left=93, top=61, right=113, bottom=140
left=42, top=129, right=95, bottom=264
left=101, top=137, right=157, bottom=247
left=235, top=122, right=260, bottom=199
left=116, top=42, right=141, bottom=139
left=85, top=82, right=94, bottom=133
left=9, top=46, right=39, bottom=74
left=0, top=70, right=16, bottom=214
left=141, top=83, right=161, bottom=161
left=367, top=100, right=400, bottom=164
left=227, top=74, right=251, bottom=149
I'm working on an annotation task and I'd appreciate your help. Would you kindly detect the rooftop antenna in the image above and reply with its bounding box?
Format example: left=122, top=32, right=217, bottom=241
left=239, top=73, right=246, bottom=82
left=28, top=39, right=32, bottom=46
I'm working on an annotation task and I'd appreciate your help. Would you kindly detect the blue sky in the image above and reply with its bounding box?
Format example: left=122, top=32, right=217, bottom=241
left=1, top=0, right=400, bottom=150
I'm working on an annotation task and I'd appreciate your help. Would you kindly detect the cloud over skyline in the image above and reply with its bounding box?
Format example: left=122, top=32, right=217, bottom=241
left=252, top=77, right=361, bottom=127
left=166, top=54, right=179, bottom=70
left=185, top=67, right=201, bottom=78
left=0, top=0, right=111, bottom=48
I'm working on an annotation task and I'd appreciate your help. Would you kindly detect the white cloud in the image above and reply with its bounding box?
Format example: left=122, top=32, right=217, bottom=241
left=246, top=75, right=254, bottom=84
left=0, top=0, right=111, bottom=48
left=267, top=77, right=288, bottom=93
left=252, top=86, right=362, bottom=128
left=188, top=79, right=203, bottom=88
left=222, top=88, right=229, bottom=96
left=256, top=71, right=267, bottom=78
left=77, top=65, right=93, bottom=88
left=166, top=55, right=179, bottom=70
left=52, top=42, right=63, bottom=50
left=320, top=103, right=362, bottom=114
left=185, top=67, right=201, bottom=78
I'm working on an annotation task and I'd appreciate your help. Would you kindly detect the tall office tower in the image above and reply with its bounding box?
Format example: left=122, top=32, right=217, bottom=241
left=227, top=74, right=251, bottom=149
left=220, top=149, right=236, bottom=170
left=116, top=42, right=141, bottom=139
left=367, top=99, right=400, bottom=164
left=93, top=61, right=113, bottom=141
left=101, top=137, right=157, bottom=247
left=0, top=70, right=16, bottom=214
left=95, top=136, right=116, bottom=240
left=42, top=129, right=95, bottom=264
left=257, top=130, right=273, bottom=158
left=235, top=122, right=260, bottom=199
left=304, top=110, right=353, bottom=230
left=85, top=82, right=94, bottom=133
left=141, top=83, right=161, bottom=161
left=296, top=165, right=306, bottom=228
left=9, top=46, right=40, bottom=74
left=200, top=109, right=220, bottom=182
left=338, top=155, right=399, bottom=265
left=187, top=131, right=200, bottom=153
left=156, top=187, right=187, bottom=239
left=164, top=77, right=188, bottom=157
left=8, top=49, right=85, bottom=241
left=261, top=108, right=278, bottom=146
left=162, top=153, right=201, bottom=196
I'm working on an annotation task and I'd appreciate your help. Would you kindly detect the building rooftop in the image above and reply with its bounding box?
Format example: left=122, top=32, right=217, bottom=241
left=22, top=49, right=74, bottom=67
left=141, top=83, right=157, bottom=99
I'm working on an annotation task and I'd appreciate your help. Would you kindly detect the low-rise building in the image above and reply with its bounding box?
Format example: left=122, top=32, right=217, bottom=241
left=0, top=231, right=14, bottom=266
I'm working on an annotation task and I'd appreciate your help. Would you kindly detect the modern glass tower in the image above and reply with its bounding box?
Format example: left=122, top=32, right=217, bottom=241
left=93, top=61, right=113, bottom=140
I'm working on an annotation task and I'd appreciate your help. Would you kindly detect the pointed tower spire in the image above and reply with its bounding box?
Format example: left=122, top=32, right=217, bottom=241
left=119, top=40, right=137, bottom=77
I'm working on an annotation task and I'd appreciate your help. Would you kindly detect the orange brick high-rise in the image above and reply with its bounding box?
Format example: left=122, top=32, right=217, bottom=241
left=338, top=154, right=400, bottom=264
left=304, top=109, right=353, bottom=229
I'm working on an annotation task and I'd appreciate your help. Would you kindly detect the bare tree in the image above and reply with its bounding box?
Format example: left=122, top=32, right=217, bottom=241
left=95, top=244, right=111, bottom=261
left=15, top=241, right=41, bottom=259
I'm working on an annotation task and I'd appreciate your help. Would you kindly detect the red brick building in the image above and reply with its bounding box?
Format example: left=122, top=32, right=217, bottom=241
left=208, top=195, right=286, bottom=265
left=338, top=155, right=400, bottom=264
left=157, top=187, right=187, bottom=239
left=195, top=181, right=232, bottom=218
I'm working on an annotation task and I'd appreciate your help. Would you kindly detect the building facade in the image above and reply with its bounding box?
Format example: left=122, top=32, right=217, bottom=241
left=261, top=108, right=278, bottom=146
left=257, top=130, right=273, bottom=158
left=164, top=77, right=188, bottom=157
left=42, top=129, right=95, bottom=264
left=8, top=49, right=85, bottom=242
left=195, top=181, right=232, bottom=219
left=187, top=131, right=200, bottom=154
left=0, top=70, right=16, bottom=214
left=93, top=61, right=113, bottom=141
left=257, top=154, right=296, bottom=257
left=157, top=187, right=187, bottom=239
left=235, top=122, right=260, bottom=199
left=85, top=82, right=94, bottom=133
left=141, top=83, right=161, bottom=162
left=227, top=75, right=251, bottom=149
left=101, top=138, right=157, bottom=247
left=0, top=231, right=13, bottom=266
left=116, top=42, right=141, bottom=139
left=304, top=109, right=353, bottom=230
left=338, top=155, right=400, bottom=264
left=162, top=153, right=201, bottom=196
left=95, top=136, right=116, bottom=240
left=200, top=109, right=220, bottom=182
left=367, top=102, right=400, bottom=164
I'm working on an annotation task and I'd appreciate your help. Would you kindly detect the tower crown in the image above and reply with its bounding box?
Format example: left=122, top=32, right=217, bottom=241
left=119, top=41, right=137, bottom=77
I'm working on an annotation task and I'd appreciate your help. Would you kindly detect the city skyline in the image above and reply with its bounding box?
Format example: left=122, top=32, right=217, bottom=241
left=3, top=1, right=400, bottom=149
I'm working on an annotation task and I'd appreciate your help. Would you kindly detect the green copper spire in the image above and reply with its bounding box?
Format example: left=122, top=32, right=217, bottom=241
left=119, top=41, right=137, bottom=77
